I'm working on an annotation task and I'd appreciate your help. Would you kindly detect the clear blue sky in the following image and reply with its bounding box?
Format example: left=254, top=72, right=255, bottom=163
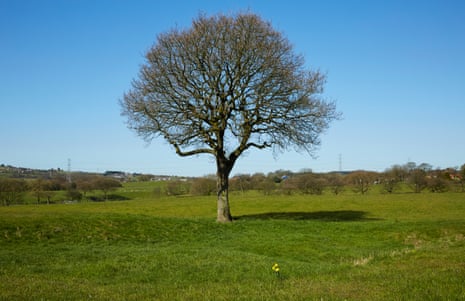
left=1, top=0, right=464, bottom=176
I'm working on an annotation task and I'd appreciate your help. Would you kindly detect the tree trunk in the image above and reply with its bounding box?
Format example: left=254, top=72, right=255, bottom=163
left=216, top=157, right=233, bottom=223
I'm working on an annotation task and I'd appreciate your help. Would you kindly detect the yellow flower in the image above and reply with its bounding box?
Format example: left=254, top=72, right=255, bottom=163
left=272, top=263, right=279, bottom=272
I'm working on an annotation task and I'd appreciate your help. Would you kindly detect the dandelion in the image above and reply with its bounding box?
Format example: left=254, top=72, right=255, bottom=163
left=272, top=263, right=281, bottom=278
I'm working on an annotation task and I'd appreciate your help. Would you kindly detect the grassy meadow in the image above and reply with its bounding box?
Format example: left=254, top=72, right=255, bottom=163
left=1, top=182, right=464, bottom=300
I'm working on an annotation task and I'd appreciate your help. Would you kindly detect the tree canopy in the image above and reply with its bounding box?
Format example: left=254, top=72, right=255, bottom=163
left=121, top=13, right=339, bottom=222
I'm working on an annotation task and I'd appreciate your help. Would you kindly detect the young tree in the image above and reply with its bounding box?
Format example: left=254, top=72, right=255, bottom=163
left=408, top=169, right=428, bottom=193
left=346, top=171, right=376, bottom=195
left=230, top=174, right=252, bottom=193
left=260, top=179, right=276, bottom=196
left=326, top=173, right=345, bottom=195
left=0, top=178, right=28, bottom=206
left=76, top=180, right=95, bottom=202
left=294, top=173, right=326, bottom=195
left=250, top=173, right=266, bottom=190
left=31, top=178, right=46, bottom=204
left=427, top=176, right=449, bottom=193
left=190, top=177, right=216, bottom=196
left=381, top=167, right=402, bottom=194
left=387, top=164, right=408, bottom=183
left=165, top=180, right=190, bottom=196
left=121, top=13, right=339, bottom=222
left=92, top=177, right=122, bottom=201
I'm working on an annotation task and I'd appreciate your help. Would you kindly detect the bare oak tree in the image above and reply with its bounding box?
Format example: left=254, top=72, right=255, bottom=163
left=121, top=13, right=339, bottom=222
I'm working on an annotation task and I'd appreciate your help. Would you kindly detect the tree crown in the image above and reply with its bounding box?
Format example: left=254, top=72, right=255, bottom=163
left=121, top=12, right=339, bottom=165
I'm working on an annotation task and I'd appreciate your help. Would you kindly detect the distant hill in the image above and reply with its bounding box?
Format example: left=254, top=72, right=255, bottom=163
left=0, top=164, right=65, bottom=179
left=0, top=164, right=184, bottom=181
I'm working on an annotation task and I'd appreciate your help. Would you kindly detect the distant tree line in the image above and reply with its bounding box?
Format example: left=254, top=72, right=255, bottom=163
left=184, top=162, right=465, bottom=196
left=0, top=173, right=122, bottom=206
left=1, top=162, right=465, bottom=205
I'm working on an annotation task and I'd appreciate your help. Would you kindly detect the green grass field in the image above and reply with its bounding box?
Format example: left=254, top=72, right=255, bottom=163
left=1, top=182, right=464, bottom=300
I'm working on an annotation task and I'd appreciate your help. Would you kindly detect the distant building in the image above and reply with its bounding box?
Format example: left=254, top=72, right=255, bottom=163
left=103, top=171, right=127, bottom=180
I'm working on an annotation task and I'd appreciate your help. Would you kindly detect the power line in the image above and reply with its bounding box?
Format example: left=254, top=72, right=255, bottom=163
left=67, top=158, right=72, bottom=183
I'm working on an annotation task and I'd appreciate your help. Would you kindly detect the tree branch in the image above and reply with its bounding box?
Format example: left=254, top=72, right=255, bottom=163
left=171, top=142, right=215, bottom=157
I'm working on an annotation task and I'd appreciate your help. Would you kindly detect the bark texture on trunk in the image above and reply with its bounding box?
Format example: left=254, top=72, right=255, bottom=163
left=216, top=157, right=233, bottom=223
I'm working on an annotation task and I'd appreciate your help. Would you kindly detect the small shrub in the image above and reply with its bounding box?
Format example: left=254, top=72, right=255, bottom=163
left=427, top=177, right=449, bottom=193
left=166, top=180, right=190, bottom=196
left=190, top=178, right=216, bottom=196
